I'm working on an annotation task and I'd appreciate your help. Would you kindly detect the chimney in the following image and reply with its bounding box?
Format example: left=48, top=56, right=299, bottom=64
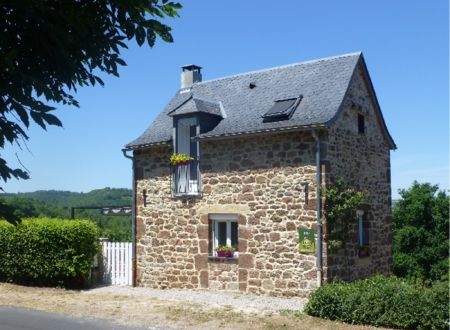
left=180, top=64, right=202, bottom=89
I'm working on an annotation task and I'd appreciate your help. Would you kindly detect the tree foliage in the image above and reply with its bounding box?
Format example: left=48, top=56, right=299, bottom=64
left=0, top=0, right=181, bottom=184
left=0, top=188, right=132, bottom=241
left=393, top=181, right=449, bottom=281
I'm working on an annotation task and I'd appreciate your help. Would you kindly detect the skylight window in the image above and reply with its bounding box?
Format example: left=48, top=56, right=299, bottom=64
left=262, top=95, right=302, bottom=121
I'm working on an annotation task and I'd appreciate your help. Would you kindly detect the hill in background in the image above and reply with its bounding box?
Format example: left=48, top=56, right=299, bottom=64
left=1, top=188, right=132, bottom=241
left=3, top=188, right=131, bottom=208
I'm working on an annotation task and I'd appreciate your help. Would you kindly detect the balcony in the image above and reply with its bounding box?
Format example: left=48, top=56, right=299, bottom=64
left=171, top=159, right=201, bottom=197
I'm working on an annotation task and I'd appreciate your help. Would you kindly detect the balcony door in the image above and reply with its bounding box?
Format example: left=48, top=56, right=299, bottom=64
left=176, top=118, right=198, bottom=194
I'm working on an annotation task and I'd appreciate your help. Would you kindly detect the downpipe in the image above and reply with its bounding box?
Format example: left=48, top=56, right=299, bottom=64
left=311, top=130, right=323, bottom=287
left=122, top=149, right=137, bottom=287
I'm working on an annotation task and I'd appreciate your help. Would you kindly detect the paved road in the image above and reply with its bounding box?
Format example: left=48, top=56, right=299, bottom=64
left=0, top=306, right=163, bottom=330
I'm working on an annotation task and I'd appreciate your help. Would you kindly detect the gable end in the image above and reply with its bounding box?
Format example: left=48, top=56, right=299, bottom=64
left=326, top=54, right=396, bottom=149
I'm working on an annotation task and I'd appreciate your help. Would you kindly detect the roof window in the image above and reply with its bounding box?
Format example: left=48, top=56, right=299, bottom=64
left=262, top=95, right=302, bottom=121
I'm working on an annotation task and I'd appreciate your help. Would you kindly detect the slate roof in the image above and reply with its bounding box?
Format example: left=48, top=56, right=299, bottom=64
left=125, top=52, right=395, bottom=149
left=168, top=96, right=223, bottom=118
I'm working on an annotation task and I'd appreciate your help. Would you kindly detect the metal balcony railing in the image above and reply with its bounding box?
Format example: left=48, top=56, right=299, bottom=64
left=171, top=159, right=201, bottom=197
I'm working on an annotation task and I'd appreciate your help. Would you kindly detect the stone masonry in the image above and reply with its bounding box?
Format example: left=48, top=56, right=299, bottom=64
left=323, top=65, right=393, bottom=281
left=133, top=67, right=393, bottom=297
left=135, top=131, right=320, bottom=297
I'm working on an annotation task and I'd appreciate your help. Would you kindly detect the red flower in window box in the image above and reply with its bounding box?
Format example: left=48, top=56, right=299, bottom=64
left=215, top=245, right=235, bottom=258
left=358, top=245, right=371, bottom=258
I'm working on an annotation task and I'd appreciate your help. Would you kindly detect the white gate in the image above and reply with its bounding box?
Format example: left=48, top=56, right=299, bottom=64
left=101, top=242, right=132, bottom=285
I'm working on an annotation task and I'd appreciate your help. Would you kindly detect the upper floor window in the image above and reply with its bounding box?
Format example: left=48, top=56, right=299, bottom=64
left=358, top=114, right=365, bottom=134
left=172, top=117, right=201, bottom=196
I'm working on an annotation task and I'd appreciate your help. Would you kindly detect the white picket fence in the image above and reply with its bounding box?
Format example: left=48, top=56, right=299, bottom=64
left=101, top=241, right=132, bottom=285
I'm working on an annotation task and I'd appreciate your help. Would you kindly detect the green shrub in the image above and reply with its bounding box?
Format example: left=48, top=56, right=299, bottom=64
left=0, top=218, right=99, bottom=287
left=305, top=275, right=449, bottom=329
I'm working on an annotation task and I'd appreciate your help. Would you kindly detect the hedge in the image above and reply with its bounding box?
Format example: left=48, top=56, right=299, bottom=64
left=0, top=218, right=99, bottom=287
left=304, top=275, right=449, bottom=330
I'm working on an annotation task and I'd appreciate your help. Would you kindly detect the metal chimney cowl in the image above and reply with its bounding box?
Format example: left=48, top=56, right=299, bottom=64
left=180, top=64, right=202, bottom=89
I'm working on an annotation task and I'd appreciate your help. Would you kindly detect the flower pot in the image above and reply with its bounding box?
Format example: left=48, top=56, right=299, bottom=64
left=216, top=250, right=234, bottom=258
left=358, top=249, right=368, bottom=258
left=175, top=160, right=191, bottom=166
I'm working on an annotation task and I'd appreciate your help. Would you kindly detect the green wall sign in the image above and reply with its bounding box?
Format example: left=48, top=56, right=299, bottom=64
left=298, top=228, right=315, bottom=254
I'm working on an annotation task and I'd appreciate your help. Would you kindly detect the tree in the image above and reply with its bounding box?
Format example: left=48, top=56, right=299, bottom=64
left=0, top=0, right=181, bottom=185
left=0, top=199, right=21, bottom=225
left=393, top=181, right=449, bottom=282
left=0, top=188, right=133, bottom=239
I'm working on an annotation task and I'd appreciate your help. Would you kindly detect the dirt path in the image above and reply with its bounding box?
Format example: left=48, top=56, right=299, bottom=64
left=0, top=283, right=388, bottom=329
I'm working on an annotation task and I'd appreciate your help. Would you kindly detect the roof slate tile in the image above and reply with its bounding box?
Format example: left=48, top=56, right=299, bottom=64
left=125, top=52, right=361, bottom=149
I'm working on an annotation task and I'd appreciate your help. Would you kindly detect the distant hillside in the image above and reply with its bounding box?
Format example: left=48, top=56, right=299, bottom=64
left=3, top=187, right=132, bottom=208
left=1, top=188, right=132, bottom=241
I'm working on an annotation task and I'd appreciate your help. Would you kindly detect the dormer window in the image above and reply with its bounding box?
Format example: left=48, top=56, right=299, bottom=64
left=168, top=94, right=224, bottom=198
left=172, top=117, right=201, bottom=196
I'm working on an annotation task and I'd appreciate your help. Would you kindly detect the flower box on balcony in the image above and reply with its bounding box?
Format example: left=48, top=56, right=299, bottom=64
left=170, top=153, right=194, bottom=166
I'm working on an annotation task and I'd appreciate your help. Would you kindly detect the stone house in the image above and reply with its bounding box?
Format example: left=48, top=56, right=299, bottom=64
left=123, top=52, right=396, bottom=297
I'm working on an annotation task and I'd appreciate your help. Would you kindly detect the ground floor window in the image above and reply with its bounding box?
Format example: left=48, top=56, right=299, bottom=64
left=209, top=214, right=238, bottom=258
left=357, top=210, right=370, bottom=258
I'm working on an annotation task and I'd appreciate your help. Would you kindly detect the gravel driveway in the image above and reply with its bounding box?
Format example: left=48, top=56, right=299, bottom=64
left=84, top=286, right=308, bottom=314
left=1, top=283, right=388, bottom=330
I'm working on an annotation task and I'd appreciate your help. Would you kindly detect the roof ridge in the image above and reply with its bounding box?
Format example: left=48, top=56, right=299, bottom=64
left=194, top=51, right=362, bottom=86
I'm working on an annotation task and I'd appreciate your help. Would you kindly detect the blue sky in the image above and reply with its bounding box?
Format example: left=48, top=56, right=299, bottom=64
left=3, top=0, right=449, bottom=198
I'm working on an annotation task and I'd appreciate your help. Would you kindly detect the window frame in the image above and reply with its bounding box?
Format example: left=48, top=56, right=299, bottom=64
left=209, top=214, right=239, bottom=258
left=356, top=210, right=365, bottom=247
left=356, top=210, right=370, bottom=258
left=172, top=116, right=201, bottom=197
left=262, top=95, right=303, bottom=121
left=175, top=117, right=199, bottom=159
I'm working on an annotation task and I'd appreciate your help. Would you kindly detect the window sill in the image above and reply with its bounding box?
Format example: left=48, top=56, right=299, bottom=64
left=208, top=256, right=239, bottom=263
left=172, top=192, right=202, bottom=199
left=355, top=256, right=372, bottom=265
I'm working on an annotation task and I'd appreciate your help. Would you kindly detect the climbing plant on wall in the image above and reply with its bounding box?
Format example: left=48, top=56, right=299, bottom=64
left=323, top=179, right=366, bottom=251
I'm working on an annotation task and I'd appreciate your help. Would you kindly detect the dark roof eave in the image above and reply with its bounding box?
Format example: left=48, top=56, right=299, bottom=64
left=169, top=110, right=223, bottom=119
left=196, top=124, right=328, bottom=141
left=124, top=140, right=172, bottom=151
left=124, top=124, right=328, bottom=150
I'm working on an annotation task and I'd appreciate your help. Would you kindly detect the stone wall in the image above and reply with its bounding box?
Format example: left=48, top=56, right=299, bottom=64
left=208, top=259, right=239, bottom=290
left=134, top=131, right=321, bottom=297
left=133, top=65, right=393, bottom=296
left=323, top=65, right=393, bottom=281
